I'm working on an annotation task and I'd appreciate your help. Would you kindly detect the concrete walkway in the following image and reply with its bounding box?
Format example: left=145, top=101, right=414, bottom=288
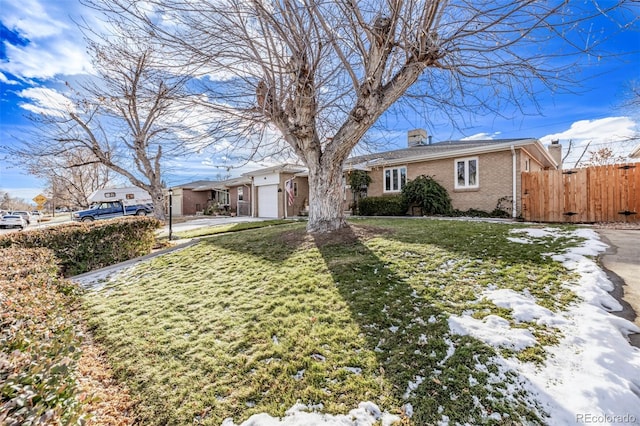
left=597, top=228, right=640, bottom=347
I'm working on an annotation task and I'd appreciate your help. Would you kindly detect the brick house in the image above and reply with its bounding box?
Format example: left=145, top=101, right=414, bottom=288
left=171, top=130, right=560, bottom=219
left=170, top=177, right=255, bottom=217
left=343, top=130, right=561, bottom=218
left=169, top=180, right=221, bottom=216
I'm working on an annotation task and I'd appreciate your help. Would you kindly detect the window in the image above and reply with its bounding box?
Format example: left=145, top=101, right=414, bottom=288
left=524, top=158, right=530, bottom=172
left=126, top=193, right=135, bottom=200
left=293, top=182, right=298, bottom=197
left=383, top=166, right=407, bottom=192
left=455, top=157, right=479, bottom=189
left=238, top=187, right=244, bottom=202
left=104, top=192, right=116, bottom=198
left=214, top=190, right=230, bottom=205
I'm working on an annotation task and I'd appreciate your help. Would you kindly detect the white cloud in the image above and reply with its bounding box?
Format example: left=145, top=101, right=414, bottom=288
left=540, top=117, right=639, bottom=166
left=461, top=131, right=502, bottom=141
left=0, top=72, right=20, bottom=85
left=0, top=0, right=96, bottom=79
left=17, top=87, right=74, bottom=117
left=540, top=117, right=637, bottom=144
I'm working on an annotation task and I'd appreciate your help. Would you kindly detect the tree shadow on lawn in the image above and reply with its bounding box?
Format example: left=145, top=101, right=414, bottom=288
left=311, top=224, right=546, bottom=424
left=198, top=220, right=570, bottom=423
left=198, top=222, right=311, bottom=264
left=360, top=218, right=574, bottom=267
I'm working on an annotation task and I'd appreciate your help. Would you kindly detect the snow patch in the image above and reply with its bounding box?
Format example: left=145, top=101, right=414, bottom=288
left=221, top=401, right=401, bottom=426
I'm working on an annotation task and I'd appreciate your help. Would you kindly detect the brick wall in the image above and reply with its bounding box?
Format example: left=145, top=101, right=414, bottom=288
left=365, top=150, right=522, bottom=215
left=181, top=189, right=210, bottom=216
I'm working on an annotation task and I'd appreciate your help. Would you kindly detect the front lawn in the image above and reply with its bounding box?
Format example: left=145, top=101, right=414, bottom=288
left=82, top=218, right=582, bottom=425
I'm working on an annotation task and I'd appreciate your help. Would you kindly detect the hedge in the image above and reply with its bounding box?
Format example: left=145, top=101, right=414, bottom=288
left=0, top=248, right=85, bottom=424
left=0, top=216, right=162, bottom=277
left=358, top=195, right=408, bottom=216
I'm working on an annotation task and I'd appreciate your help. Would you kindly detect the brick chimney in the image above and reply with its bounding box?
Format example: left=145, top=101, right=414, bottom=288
left=408, top=129, right=428, bottom=147
left=548, top=139, right=562, bottom=169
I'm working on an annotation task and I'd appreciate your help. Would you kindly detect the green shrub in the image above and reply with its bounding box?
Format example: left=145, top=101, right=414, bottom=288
left=358, top=195, right=408, bottom=216
left=0, top=216, right=161, bottom=276
left=401, top=175, right=452, bottom=215
left=0, top=248, right=85, bottom=424
left=347, top=170, right=373, bottom=215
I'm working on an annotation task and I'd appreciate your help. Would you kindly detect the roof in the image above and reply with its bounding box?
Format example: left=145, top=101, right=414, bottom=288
left=630, top=143, right=640, bottom=158
left=241, top=163, right=307, bottom=177
left=172, top=180, right=221, bottom=190
left=345, top=138, right=558, bottom=169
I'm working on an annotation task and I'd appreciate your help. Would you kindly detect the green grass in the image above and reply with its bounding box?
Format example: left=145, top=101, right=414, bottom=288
left=169, top=219, right=298, bottom=239
left=83, top=218, right=583, bottom=425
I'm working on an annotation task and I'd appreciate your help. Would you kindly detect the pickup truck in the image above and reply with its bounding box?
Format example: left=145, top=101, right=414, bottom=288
left=72, top=201, right=153, bottom=222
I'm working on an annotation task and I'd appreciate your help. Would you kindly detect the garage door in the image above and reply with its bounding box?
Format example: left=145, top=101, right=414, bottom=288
left=258, top=184, right=279, bottom=218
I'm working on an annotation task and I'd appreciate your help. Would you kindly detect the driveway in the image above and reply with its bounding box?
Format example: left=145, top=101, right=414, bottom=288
left=597, top=228, right=640, bottom=347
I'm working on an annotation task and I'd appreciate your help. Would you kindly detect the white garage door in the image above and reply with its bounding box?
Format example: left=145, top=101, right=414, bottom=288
left=258, top=184, right=279, bottom=218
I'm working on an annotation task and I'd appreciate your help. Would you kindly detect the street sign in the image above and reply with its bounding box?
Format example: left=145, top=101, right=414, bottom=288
left=33, top=194, right=48, bottom=204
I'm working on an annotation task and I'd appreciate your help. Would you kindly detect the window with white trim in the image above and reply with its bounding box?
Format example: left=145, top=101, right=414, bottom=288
left=454, top=157, right=479, bottom=189
left=238, top=187, right=244, bottom=202
left=383, top=166, right=407, bottom=192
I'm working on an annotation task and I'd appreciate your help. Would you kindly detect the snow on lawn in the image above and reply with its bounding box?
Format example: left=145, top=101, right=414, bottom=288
left=450, top=227, right=640, bottom=425
left=221, top=402, right=400, bottom=426
left=223, top=227, right=640, bottom=426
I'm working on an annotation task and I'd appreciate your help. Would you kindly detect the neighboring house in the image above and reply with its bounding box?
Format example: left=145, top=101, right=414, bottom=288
left=242, top=164, right=308, bottom=218
left=343, top=130, right=561, bottom=218
left=219, top=176, right=253, bottom=216
left=169, top=180, right=222, bottom=216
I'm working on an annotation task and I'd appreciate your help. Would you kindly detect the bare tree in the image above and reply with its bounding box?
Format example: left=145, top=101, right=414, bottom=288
left=88, top=0, right=637, bottom=232
left=583, top=147, right=627, bottom=167
left=0, top=192, right=32, bottom=212
left=11, top=147, right=115, bottom=209
left=7, top=26, right=214, bottom=221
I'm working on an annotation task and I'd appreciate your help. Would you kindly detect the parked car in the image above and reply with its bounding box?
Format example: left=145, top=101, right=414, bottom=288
left=10, top=211, right=32, bottom=225
left=0, top=214, right=26, bottom=229
left=30, top=211, right=42, bottom=222
left=72, top=200, right=153, bottom=222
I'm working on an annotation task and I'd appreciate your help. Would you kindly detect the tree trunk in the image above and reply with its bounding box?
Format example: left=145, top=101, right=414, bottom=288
left=306, top=158, right=347, bottom=233
left=149, top=186, right=166, bottom=221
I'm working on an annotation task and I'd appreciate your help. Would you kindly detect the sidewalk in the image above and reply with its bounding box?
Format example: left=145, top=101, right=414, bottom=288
left=596, top=228, right=640, bottom=347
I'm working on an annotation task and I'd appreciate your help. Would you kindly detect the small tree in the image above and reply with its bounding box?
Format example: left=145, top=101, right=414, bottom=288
left=347, top=170, right=372, bottom=215
left=584, top=147, right=627, bottom=167
left=6, top=28, right=209, bottom=221
left=402, top=175, right=451, bottom=215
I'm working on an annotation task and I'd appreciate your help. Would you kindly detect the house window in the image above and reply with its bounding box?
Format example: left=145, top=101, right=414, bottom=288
left=383, top=166, right=407, bottom=192
left=238, top=187, right=244, bottom=202
left=524, top=158, right=530, bottom=172
left=455, top=157, right=479, bottom=189
left=293, top=182, right=298, bottom=197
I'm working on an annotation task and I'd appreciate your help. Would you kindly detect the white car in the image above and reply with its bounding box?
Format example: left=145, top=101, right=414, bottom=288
left=0, top=214, right=27, bottom=229
left=10, top=211, right=32, bottom=225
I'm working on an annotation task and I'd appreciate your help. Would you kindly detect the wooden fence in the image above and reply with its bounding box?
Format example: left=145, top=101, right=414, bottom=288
left=521, top=164, right=640, bottom=223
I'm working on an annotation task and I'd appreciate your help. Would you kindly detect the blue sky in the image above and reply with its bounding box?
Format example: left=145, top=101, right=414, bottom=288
left=1, top=0, right=639, bottom=203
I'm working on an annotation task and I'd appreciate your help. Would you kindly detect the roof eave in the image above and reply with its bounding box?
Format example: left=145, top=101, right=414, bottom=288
left=367, top=139, right=558, bottom=168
